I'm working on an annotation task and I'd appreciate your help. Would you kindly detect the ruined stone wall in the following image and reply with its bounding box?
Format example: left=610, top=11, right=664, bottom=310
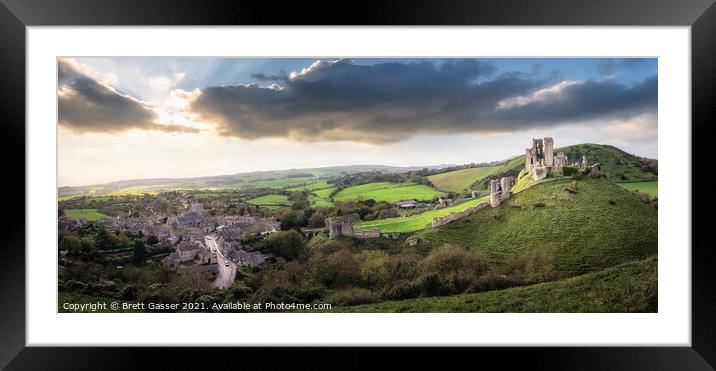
left=531, top=165, right=548, bottom=181
left=543, top=137, right=554, bottom=167
left=525, top=148, right=535, bottom=171
left=490, top=179, right=501, bottom=207
left=431, top=202, right=490, bottom=228
left=553, top=152, right=568, bottom=172
left=327, top=217, right=379, bottom=239
left=351, top=229, right=381, bottom=238
left=500, top=176, right=514, bottom=194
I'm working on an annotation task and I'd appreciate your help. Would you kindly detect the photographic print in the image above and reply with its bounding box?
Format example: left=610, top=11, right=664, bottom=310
left=56, top=57, right=658, bottom=313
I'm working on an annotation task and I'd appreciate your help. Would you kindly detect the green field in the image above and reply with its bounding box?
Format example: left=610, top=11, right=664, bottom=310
left=64, top=208, right=109, bottom=221
left=416, top=178, right=657, bottom=274
left=354, top=196, right=489, bottom=233
left=618, top=181, right=658, bottom=197
left=288, top=182, right=336, bottom=208
left=247, top=194, right=291, bottom=206
left=247, top=176, right=319, bottom=189
left=428, top=166, right=502, bottom=192
left=328, top=256, right=657, bottom=313
left=287, top=181, right=333, bottom=192
left=333, top=182, right=445, bottom=203
left=313, top=187, right=335, bottom=199
left=308, top=195, right=334, bottom=208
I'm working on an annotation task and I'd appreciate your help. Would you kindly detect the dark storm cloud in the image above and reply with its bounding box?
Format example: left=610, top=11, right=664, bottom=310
left=189, top=59, right=657, bottom=143
left=58, top=59, right=198, bottom=134
left=597, top=58, right=651, bottom=75
left=493, top=76, right=658, bottom=126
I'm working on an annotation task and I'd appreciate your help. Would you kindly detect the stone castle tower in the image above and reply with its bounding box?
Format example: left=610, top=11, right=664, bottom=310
left=525, top=137, right=567, bottom=180
left=490, top=176, right=514, bottom=207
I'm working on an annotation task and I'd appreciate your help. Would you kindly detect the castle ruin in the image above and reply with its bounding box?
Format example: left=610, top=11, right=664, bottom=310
left=525, top=137, right=568, bottom=180
left=326, top=214, right=380, bottom=239
left=489, top=176, right=515, bottom=208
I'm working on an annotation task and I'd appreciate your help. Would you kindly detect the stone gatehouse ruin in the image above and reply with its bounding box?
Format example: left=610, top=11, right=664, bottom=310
left=525, top=137, right=569, bottom=180
left=489, top=176, right=515, bottom=208
left=326, top=214, right=380, bottom=239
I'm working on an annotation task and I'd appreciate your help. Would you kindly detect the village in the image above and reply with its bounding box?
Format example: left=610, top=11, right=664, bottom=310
left=59, top=197, right=279, bottom=289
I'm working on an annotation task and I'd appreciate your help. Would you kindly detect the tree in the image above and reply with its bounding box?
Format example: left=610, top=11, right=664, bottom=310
left=279, top=209, right=299, bottom=230
left=132, top=239, right=147, bottom=264
left=264, top=230, right=305, bottom=261
left=60, top=235, right=81, bottom=253
left=146, top=235, right=159, bottom=245
left=58, top=208, right=65, bottom=217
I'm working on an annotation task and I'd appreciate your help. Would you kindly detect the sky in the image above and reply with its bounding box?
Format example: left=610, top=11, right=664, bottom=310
left=58, top=57, right=658, bottom=187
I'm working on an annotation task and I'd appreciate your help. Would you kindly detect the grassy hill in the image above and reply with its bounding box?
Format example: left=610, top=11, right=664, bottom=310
left=247, top=194, right=291, bottom=207
left=555, top=143, right=657, bottom=182
left=333, top=182, right=445, bottom=203
left=329, top=256, right=657, bottom=313
left=427, top=157, right=524, bottom=193
left=58, top=164, right=419, bottom=198
left=415, top=178, right=657, bottom=275
left=428, top=166, right=502, bottom=192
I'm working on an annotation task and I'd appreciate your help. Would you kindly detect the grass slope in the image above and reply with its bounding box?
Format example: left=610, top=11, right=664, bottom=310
left=247, top=194, right=291, bottom=206
left=286, top=181, right=333, bottom=192
left=330, top=256, right=657, bottom=313
left=416, top=178, right=657, bottom=274
left=618, top=181, right=658, bottom=197
left=354, top=196, right=489, bottom=233
left=64, top=208, right=109, bottom=221
left=428, top=166, right=502, bottom=192
left=427, top=157, right=525, bottom=193
left=556, top=144, right=657, bottom=182
left=333, top=182, right=445, bottom=203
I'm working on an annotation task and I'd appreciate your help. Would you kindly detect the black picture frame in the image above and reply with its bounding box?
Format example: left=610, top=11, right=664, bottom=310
left=1, top=0, right=714, bottom=369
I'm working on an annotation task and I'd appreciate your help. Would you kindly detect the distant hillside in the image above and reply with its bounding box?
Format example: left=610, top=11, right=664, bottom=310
left=58, top=164, right=430, bottom=198
left=414, top=178, right=657, bottom=275
left=329, top=256, right=657, bottom=313
left=427, top=156, right=523, bottom=193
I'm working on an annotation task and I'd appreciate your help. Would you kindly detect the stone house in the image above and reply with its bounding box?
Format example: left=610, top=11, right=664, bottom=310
left=228, top=248, right=267, bottom=267
left=176, top=242, right=200, bottom=261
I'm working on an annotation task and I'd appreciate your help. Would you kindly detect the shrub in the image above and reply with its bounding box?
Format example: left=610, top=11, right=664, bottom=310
left=327, top=288, right=378, bottom=306
left=501, top=248, right=559, bottom=283
left=562, top=166, right=578, bottom=176
left=382, top=280, right=421, bottom=300
left=533, top=202, right=546, bottom=208
left=121, top=285, right=138, bottom=300
left=195, top=295, right=220, bottom=311
left=309, top=248, right=362, bottom=288
left=263, top=230, right=305, bottom=261
left=417, top=245, right=489, bottom=296
left=226, top=283, right=253, bottom=300
left=279, top=209, right=299, bottom=230
left=359, top=250, right=390, bottom=288
left=468, top=272, right=522, bottom=292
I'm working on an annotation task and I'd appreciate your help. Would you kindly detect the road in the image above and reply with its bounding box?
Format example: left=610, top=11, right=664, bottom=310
left=205, top=235, right=236, bottom=289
